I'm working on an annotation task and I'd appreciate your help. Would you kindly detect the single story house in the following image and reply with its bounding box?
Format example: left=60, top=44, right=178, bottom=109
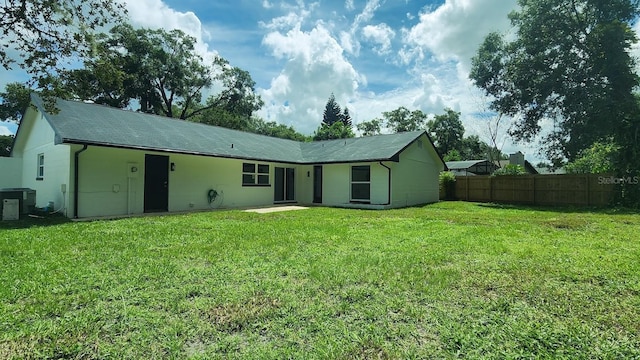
left=499, top=152, right=539, bottom=175
left=3, top=95, right=446, bottom=218
left=445, top=160, right=499, bottom=176
left=446, top=152, right=539, bottom=176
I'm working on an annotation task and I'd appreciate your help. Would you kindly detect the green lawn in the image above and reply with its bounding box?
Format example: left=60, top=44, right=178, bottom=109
left=1, top=202, right=639, bottom=359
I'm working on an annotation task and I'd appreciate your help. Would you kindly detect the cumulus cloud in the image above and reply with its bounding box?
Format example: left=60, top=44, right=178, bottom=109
left=403, top=0, right=517, bottom=68
left=362, top=24, right=395, bottom=55
left=120, top=0, right=214, bottom=60
left=0, top=122, right=15, bottom=136
left=260, top=23, right=362, bottom=134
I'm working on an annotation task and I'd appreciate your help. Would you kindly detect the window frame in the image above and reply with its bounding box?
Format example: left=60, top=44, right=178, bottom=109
left=36, top=153, right=45, bottom=180
left=242, top=162, right=270, bottom=187
left=350, top=165, right=371, bottom=203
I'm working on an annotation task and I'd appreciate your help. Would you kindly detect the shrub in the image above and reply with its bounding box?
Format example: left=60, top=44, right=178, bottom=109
left=439, top=171, right=456, bottom=200
left=493, top=164, right=526, bottom=176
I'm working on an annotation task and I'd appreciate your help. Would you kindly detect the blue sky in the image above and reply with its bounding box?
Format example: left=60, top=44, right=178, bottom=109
left=9, top=0, right=635, bottom=162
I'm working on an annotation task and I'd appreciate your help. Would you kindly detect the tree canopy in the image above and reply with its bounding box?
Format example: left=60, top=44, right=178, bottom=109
left=313, top=122, right=355, bottom=141
left=383, top=107, right=427, bottom=133
left=0, top=135, right=13, bottom=156
left=470, top=0, right=640, bottom=165
left=0, top=0, right=125, bottom=77
left=314, top=94, right=354, bottom=140
left=426, top=108, right=464, bottom=156
left=0, top=82, right=31, bottom=123
left=356, top=118, right=382, bottom=136
left=322, top=94, right=342, bottom=127
left=565, top=140, right=619, bottom=174
left=61, top=24, right=220, bottom=120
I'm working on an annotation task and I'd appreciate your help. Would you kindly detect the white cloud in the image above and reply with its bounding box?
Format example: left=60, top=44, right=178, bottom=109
left=362, top=24, right=395, bottom=55
left=0, top=122, right=15, bottom=136
left=403, top=0, right=517, bottom=68
left=260, top=23, right=362, bottom=134
left=345, top=0, right=355, bottom=12
left=260, top=12, right=308, bottom=31
left=120, top=0, right=214, bottom=60
left=263, top=1, right=274, bottom=9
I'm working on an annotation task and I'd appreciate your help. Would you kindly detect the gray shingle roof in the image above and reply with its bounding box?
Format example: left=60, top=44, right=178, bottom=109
left=32, top=94, right=443, bottom=165
left=445, top=160, right=492, bottom=170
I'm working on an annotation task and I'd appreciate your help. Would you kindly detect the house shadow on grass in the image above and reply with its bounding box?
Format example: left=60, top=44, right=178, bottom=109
left=474, top=202, right=639, bottom=215
left=0, top=213, right=71, bottom=230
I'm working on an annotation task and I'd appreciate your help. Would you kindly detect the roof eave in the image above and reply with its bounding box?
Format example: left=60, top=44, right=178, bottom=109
left=60, top=139, right=302, bottom=164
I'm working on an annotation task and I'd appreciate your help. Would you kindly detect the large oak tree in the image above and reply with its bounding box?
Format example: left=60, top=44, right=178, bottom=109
left=470, top=0, right=640, bottom=169
left=0, top=0, right=125, bottom=76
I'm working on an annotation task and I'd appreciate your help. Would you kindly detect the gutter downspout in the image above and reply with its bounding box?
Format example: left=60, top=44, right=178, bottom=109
left=379, top=162, right=391, bottom=206
left=74, top=145, right=88, bottom=218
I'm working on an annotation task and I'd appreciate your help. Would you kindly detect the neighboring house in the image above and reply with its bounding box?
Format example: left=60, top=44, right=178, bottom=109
left=499, top=152, right=539, bottom=175
left=3, top=95, right=446, bottom=218
left=446, top=152, right=539, bottom=176
left=445, top=160, right=499, bottom=176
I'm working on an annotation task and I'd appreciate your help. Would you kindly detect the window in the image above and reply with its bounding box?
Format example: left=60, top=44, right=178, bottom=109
left=36, top=153, right=44, bottom=180
left=242, top=162, right=270, bottom=186
left=351, top=165, right=370, bottom=202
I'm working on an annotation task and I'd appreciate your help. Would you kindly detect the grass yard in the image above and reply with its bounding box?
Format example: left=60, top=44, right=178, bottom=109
left=1, top=202, right=639, bottom=359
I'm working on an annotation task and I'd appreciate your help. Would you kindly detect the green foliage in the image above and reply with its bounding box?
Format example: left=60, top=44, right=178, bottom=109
left=341, top=107, right=352, bottom=127
left=565, top=141, right=620, bottom=174
left=0, top=135, right=13, bottom=156
left=0, top=82, right=31, bottom=123
left=356, top=118, right=382, bottom=136
left=493, top=164, right=527, bottom=176
left=439, top=171, right=456, bottom=199
left=322, top=93, right=342, bottom=126
left=443, top=149, right=462, bottom=161
left=383, top=106, right=427, bottom=133
left=426, top=108, right=464, bottom=155
left=57, top=25, right=263, bottom=123
left=0, top=0, right=125, bottom=76
left=61, top=24, right=213, bottom=119
left=322, top=93, right=352, bottom=128
left=208, top=58, right=265, bottom=121
left=313, top=121, right=355, bottom=141
left=470, top=0, right=640, bottom=165
left=252, top=119, right=310, bottom=142
left=1, top=204, right=639, bottom=358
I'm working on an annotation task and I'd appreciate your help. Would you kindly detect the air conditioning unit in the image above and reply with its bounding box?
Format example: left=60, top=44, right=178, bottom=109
left=2, top=199, right=19, bottom=221
left=0, top=188, right=37, bottom=215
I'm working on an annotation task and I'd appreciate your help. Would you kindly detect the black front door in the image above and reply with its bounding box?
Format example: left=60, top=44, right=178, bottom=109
left=313, top=165, right=322, bottom=203
left=274, top=167, right=295, bottom=202
left=144, top=154, right=169, bottom=213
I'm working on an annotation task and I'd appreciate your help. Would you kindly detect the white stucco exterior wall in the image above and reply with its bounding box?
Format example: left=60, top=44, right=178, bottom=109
left=11, top=108, right=72, bottom=214
left=0, top=157, right=22, bottom=188
left=73, top=147, right=314, bottom=218
left=391, top=134, right=443, bottom=207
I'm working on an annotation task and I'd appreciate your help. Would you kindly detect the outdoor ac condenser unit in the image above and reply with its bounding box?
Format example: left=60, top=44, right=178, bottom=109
left=2, top=199, right=19, bottom=221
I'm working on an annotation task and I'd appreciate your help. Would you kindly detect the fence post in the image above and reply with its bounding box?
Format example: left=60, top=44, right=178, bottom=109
left=533, top=175, right=536, bottom=205
left=586, top=175, right=590, bottom=206
left=490, top=176, right=494, bottom=202
left=466, top=176, right=469, bottom=201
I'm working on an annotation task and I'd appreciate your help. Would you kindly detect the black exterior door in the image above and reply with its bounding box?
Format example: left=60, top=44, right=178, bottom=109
left=144, top=154, right=169, bottom=213
left=313, top=165, right=322, bottom=203
left=274, top=167, right=295, bottom=202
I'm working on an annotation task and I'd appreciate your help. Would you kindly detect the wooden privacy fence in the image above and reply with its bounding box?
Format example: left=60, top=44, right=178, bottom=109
left=452, top=174, right=615, bottom=206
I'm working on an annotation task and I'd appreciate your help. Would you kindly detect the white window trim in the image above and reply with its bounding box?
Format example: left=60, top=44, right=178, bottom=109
left=350, top=165, right=371, bottom=203
left=242, top=162, right=270, bottom=186
left=36, top=153, right=45, bottom=180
